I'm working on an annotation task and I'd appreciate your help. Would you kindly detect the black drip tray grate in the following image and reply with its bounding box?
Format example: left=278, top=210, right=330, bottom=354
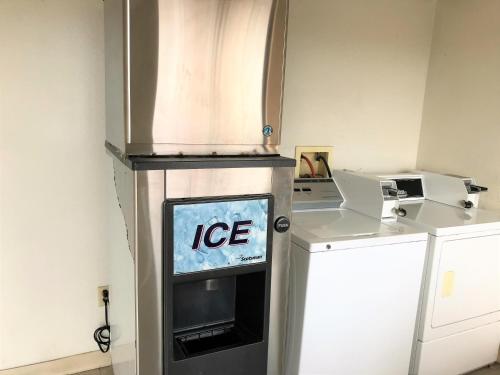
left=176, top=325, right=246, bottom=357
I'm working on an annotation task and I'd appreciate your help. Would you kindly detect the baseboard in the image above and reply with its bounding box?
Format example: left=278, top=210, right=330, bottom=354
left=0, top=351, right=111, bottom=375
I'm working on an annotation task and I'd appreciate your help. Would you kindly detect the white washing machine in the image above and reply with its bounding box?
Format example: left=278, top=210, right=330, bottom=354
left=285, top=178, right=428, bottom=375
left=334, top=170, right=500, bottom=375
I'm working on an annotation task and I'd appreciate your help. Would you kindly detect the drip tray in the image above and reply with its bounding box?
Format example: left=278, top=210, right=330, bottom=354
left=176, top=324, right=249, bottom=358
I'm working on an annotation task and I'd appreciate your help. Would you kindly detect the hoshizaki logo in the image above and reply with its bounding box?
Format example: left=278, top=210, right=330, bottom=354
left=263, top=125, right=273, bottom=137
left=238, top=255, right=263, bottom=262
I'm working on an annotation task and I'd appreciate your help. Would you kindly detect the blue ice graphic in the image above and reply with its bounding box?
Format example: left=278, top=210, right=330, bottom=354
left=172, top=199, right=269, bottom=275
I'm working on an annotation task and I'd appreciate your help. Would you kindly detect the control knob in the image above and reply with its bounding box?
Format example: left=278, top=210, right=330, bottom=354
left=463, top=200, right=474, bottom=209
left=274, top=216, right=291, bottom=233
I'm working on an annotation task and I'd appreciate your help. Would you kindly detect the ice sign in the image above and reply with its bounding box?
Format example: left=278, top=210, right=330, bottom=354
left=171, top=197, right=270, bottom=275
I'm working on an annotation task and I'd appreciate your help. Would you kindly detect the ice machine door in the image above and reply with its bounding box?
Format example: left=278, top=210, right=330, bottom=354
left=126, top=0, right=288, bottom=154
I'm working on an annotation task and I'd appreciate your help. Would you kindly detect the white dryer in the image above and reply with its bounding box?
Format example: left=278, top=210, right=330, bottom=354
left=285, top=179, right=428, bottom=375
left=334, top=170, right=500, bottom=375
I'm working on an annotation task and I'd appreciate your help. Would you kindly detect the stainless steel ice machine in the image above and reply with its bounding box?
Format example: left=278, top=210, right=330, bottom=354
left=104, top=1, right=294, bottom=374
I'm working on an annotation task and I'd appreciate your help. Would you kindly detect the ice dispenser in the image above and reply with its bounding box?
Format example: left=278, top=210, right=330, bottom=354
left=164, top=195, right=274, bottom=375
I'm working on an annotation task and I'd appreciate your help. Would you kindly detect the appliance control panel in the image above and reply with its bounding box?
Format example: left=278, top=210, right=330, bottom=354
left=392, top=178, right=425, bottom=200
left=292, top=178, right=344, bottom=211
left=332, top=170, right=402, bottom=221
left=416, top=171, right=488, bottom=209
left=381, top=181, right=406, bottom=200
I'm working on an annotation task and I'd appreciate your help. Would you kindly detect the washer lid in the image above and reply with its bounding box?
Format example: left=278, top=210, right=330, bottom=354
left=399, top=200, right=500, bottom=236
left=292, top=209, right=426, bottom=252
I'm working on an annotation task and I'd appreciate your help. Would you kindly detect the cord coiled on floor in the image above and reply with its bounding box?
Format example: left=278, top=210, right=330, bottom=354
left=94, top=289, right=111, bottom=353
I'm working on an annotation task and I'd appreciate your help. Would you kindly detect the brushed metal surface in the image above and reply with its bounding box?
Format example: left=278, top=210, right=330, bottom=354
left=264, top=0, right=288, bottom=144
left=135, top=170, right=165, bottom=375
left=112, top=162, right=293, bottom=374
left=268, top=166, right=294, bottom=375
left=104, top=0, right=127, bottom=152
left=105, top=0, right=289, bottom=155
left=165, top=168, right=273, bottom=198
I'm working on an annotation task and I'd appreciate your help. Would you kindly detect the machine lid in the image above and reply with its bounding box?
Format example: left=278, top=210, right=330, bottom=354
left=399, top=200, right=500, bottom=236
left=292, top=209, right=427, bottom=252
left=292, top=179, right=344, bottom=211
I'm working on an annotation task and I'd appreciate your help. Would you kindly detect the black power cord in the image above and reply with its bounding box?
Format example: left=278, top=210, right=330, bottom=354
left=316, top=155, right=332, bottom=178
left=94, top=289, right=111, bottom=353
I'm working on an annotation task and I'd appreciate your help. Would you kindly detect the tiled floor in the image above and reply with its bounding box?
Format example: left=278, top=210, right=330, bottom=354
left=469, top=363, right=500, bottom=375
left=74, top=364, right=500, bottom=375
left=75, top=367, right=113, bottom=375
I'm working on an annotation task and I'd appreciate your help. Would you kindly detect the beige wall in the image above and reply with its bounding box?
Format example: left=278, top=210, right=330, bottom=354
left=416, top=0, right=500, bottom=209
left=0, top=1, right=439, bottom=367
left=281, top=0, right=437, bottom=172
left=0, top=0, right=111, bottom=369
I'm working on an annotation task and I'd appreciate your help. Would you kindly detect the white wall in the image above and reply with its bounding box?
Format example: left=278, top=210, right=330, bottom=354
left=281, top=0, right=437, bottom=172
left=0, top=0, right=110, bottom=369
left=416, top=0, right=500, bottom=210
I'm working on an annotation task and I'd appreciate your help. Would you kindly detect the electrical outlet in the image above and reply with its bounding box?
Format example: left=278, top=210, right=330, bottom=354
left=97, top=286, right=109, bottom=307
left=295, top=146, right=334, bottom=178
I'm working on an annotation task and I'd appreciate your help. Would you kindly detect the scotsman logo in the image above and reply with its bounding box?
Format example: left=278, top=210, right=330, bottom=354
left=238, top=255, right=263, bottom=262
left=191, top=220, right=253, bottom=250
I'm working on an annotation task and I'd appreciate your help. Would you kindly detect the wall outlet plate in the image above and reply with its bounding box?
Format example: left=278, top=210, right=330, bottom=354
left=97, top=285, right=109, bottom=307
left=295, top=146, right=334, bottom=178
